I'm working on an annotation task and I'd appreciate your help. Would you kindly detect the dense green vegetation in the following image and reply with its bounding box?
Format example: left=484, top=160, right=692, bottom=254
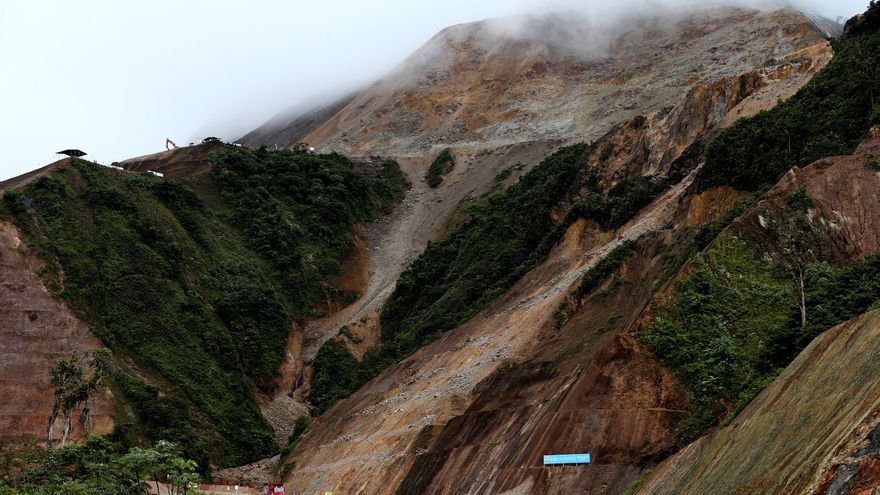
left=308, top=339, right=363, bottom=413
left=698, top=4, right=880, bottom=191
left=211, top=148, right=406, bottom=319
left=426, top=149, right=455, bottom=188
left=641, top=234, right=793, bottom=441
left=691, top=193, right=760, bottom=252
left=1, top=146, right=405, bottom=466
left=0, top=438, right=199, bottom=495
left=641, top=229, right=880, bottom=442
left=572, top=176, right=669, bottom=230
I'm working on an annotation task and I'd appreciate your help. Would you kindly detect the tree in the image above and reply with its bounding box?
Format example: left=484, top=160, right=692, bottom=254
left=114, top=446, right=156, bottom=493
left=766, top=188, right=818, bottom=329
left=47, top=350, right=110, bottom=448
left=114, top=441, right=200, bottom=495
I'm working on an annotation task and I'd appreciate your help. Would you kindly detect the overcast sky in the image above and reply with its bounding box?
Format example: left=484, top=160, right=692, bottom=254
left=0, top=0, right=869, bottom=181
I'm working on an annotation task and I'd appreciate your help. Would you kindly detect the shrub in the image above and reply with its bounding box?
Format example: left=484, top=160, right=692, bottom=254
left=426, top=149, right=455, bottom=188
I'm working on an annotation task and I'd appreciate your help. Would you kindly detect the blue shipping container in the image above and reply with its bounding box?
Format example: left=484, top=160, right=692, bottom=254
left=543, top=453, right=591, bottom=465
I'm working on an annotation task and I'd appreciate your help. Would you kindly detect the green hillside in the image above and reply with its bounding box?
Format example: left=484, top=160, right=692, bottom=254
left=1, top=145, right=405, bottom=467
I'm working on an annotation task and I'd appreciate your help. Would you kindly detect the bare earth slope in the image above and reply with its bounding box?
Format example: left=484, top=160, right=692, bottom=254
left=636, top=308, right=880, bottom=495
left=0, top=221, right=114, bottom=446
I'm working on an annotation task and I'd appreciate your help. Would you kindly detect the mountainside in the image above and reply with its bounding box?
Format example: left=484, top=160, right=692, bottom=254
left=0, top=217, right=114, bottom=447
left=235, top=6, right=837, bottom=459
left=242, top=6, right=834, bottom=159
left=267, top=6, right=880, bottom=494
left=0, top=145, right=406, bottom=468
left=8, top=3, right=880, bottom=495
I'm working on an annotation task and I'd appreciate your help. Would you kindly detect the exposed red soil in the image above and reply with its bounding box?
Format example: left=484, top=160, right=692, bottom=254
left=0, top=221, right=114, bottom=446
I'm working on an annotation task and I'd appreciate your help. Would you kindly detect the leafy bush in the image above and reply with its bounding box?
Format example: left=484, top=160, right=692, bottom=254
left=785, top=186, right=814, bottom=212
left=308, top=339, right=361, bottom=413
left=426, top=149, right=455, bottom=188
left=573, top=176, right=668, bottom=229
left=0, top=437, right=200, bottom=495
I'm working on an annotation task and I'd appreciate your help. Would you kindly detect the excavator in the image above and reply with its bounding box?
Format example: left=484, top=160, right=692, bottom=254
left=165, top=138, right=178, bottom=150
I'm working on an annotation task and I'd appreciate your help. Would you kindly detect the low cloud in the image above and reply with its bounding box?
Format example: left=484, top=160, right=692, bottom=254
left=0, top=0, right=868, bottom=181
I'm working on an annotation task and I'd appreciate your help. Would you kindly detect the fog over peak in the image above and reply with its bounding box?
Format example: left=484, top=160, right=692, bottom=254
left=0, top=0, right=866, bottom=181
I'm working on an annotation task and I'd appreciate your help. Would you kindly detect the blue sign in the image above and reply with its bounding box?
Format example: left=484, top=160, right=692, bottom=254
left=543, top=453, right=591, bottom=465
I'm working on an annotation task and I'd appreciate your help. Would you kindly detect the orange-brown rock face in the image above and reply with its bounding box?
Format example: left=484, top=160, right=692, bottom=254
left=0, top=221, right=114, bottom=446
left=751, top=127, right=880, bottom=263
left=243, top=7, right=832, bottom=162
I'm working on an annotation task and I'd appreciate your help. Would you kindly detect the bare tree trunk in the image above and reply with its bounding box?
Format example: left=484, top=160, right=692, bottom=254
left=80, top=401, right=92, bottom=436
left=798, top=268, right=807, bottom=329
left=46, top=404, right=59, bottom=449
left=59, top=414, right=72, bottom=448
